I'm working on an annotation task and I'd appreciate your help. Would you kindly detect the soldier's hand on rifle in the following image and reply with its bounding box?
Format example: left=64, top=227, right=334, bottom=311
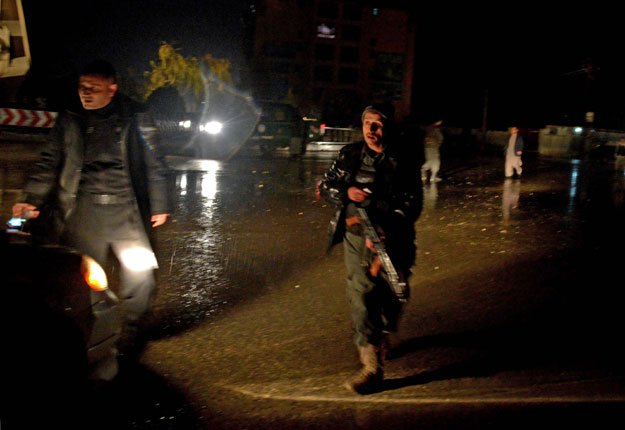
left=365, top=237, right=376, bottom=252
left=347, top=186, right=369, bottom=203
left=369, top=255, right=382, bottom=277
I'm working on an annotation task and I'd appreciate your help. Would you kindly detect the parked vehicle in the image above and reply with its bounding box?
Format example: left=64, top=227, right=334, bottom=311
left=306, top=124, right=360, bottom=152
left=1, top=221, right=122, bottom=394
left=248, top=102, right=304, bottom=155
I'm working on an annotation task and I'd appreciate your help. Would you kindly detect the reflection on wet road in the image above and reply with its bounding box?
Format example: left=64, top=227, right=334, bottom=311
left=147, top=151, right=625, bottom=357
left=140, top=152, right=624, bottom=429
left=148, top=154, right=333, bottom=338
left=2, top=145, right=625, bottom=429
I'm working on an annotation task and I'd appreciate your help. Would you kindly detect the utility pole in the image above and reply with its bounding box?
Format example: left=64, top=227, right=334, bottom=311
left=481, top=88, right=489, bottom=133
left=480, top=88, right=489, bottom=151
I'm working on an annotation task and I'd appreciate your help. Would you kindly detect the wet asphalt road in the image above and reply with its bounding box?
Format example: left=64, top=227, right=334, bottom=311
left=2, top=139, right=625, bottom=429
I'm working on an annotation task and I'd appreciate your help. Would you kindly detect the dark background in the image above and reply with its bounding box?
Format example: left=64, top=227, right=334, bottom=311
left=412, top=4, right=624, bottom=129
left=18, top=1, right=624, bottom=130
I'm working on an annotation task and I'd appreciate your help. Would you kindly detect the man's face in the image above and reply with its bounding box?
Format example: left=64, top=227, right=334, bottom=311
left=362, top=111, right=385, bottom=152
left=78, top=75, right=117, bottom=110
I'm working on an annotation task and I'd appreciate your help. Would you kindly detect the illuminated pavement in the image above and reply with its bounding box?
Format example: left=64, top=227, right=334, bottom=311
left=134, top=150, right=625, bottom=429
left=2, top=139, right=625, bottom=429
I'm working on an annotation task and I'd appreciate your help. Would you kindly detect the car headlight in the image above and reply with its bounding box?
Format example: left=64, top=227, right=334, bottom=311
left=178, top=119, right=192, bottom=129
left=199, top=121, right=223, bottom=134
left=81, top=255, right=108, bottom=291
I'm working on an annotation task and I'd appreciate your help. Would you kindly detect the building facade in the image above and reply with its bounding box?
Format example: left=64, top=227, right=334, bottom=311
left=247, top=0, right=415, bottom=124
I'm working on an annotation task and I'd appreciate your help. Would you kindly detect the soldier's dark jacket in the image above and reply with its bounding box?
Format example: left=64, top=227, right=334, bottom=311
left=319, top=140, right=423, bottom=273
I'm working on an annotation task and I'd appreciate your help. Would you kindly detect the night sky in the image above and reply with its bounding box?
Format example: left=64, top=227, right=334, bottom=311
left=412, top=4, right=624, bottom=129
left=18, top=1, right=623, bottom=130
left=22, top=0, right=247, bottom=72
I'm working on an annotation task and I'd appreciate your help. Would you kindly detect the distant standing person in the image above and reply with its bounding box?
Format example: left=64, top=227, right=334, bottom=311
left=421, top=119, right=444, bottom=183
left=615, top=137, right=625, bottom=171
left=505, top=126, right=524, bottom=178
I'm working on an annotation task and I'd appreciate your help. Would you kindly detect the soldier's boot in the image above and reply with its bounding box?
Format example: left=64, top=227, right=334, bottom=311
left=346, top=343, right=384, bottom=395
left=381, top=328, right=405, bottom=360
left=380, top=331, right=391, bottom=362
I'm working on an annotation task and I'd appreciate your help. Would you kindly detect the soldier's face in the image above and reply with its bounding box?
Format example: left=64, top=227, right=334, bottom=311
left=362, top=112, right=385, bottom=153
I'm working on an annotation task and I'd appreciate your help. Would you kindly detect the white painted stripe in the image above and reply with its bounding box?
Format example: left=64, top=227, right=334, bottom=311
left=227, top=386, right=625, bottom=404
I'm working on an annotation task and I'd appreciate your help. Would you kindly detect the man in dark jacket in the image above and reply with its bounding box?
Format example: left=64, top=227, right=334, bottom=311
left=319, top=103, right=423, bottom=394
left=12, top=59, right=172, bottom=371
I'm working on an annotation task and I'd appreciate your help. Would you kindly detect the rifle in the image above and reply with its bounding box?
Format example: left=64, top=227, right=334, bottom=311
left=356, top=207, right=407, bottom=302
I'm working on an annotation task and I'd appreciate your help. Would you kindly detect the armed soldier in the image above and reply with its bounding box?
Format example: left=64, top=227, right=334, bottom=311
left=319, top=103, right=423, bottom=394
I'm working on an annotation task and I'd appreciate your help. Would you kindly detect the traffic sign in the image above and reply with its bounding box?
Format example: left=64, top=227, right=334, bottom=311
left=0, top=108, right=57, bottom=128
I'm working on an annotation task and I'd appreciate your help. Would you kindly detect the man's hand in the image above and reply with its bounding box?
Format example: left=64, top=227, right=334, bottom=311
left=12, top=203, right=39, bottom=219
left=151, top=213, right=169, bottom=228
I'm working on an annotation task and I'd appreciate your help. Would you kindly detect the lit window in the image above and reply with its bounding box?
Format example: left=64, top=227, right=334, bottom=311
left=317, top=23, right=336, bottom=39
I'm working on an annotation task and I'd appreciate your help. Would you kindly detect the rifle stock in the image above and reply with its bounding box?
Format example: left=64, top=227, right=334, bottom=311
left=356, top=207, right=407, bottom=302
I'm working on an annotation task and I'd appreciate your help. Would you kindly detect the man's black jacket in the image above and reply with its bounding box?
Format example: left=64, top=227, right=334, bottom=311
left=21, top=94, right=172, bottom=241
